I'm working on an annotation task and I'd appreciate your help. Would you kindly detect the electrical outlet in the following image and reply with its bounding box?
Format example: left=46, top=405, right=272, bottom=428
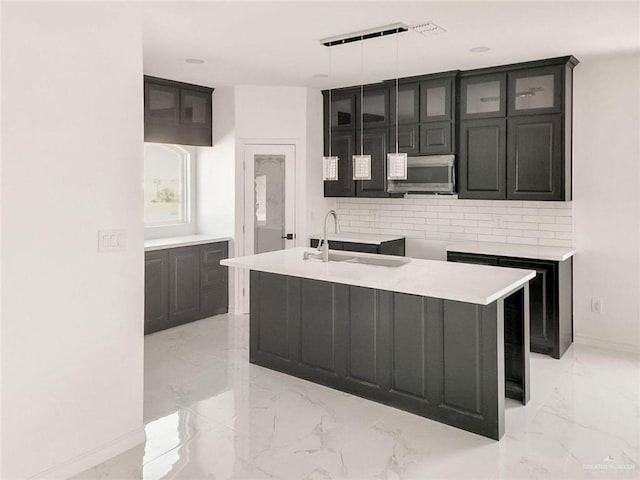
left=591, top=299, right=603, bottom=314
left=496, top=217, right=504, bottom=227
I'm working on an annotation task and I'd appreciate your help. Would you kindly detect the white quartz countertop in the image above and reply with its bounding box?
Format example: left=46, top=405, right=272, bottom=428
left=222, top=247, right=535, bottom=305
left=446, top=241, right=576, bottom=262
left=308, top=232, right=404, bottom=245
left=145, top=235, right=231, bottom=251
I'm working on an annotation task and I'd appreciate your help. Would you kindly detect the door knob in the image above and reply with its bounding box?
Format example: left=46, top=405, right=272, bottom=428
left=281, top=233, right=295, bottom=240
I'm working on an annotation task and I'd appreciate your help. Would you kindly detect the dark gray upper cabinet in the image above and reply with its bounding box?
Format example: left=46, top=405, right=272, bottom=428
left=460, top=73, right=507, bottom=120
left=508, top=66, right=563, bottom=116
left=420, top=76, right=454, bottom=122
left=419, top=121, right=452, bottom=155
left=356, top=128, right=389, bottom=197
left=390, top=124, right=419, bottom=154
left=458, top=118, right=507, bottom=199
left=360, top=86, right=390, bottom=128
left=144, top=76, right=213, bottom=147
left=323, top=130, right=356, bottom=197
left=390, top=83, right=420, bottom=124
left=507, top=114, right=563, bottom=200
left=329, top=89, right=358, bottom=130
left=323, top=56, right=577, bottom=200
left=458, top=56, right=577, bottom=201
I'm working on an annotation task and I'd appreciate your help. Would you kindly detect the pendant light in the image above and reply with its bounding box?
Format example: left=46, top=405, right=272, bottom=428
left=322, top=47, right=339, bottom=181
left=352, top=40, right=372, bottom=181
left=387, top=30, right=408, bottom=180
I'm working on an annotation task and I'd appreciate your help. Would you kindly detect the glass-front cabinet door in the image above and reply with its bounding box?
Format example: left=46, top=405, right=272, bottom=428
left=181, top=90, right=211, bottom=126
left=460, top=73, right=506, bottom=120
left=508, top=66, right=562, bottom=116
left=390, top=83, right=419, bottom=124
left=329, top=90, right=357, bottom=130
left=145, top=83, right=180, bottom=125
left=420, top=78, right=453, bottom=122
left=361, top=86, right=389, bottom=128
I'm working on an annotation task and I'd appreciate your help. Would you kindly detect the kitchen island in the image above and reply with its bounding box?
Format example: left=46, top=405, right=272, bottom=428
left=222, top=247, right=535, bottom=440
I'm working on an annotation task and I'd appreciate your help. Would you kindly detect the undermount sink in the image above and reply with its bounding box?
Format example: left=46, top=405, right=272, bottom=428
left=303, top=251, right=411, bottom=267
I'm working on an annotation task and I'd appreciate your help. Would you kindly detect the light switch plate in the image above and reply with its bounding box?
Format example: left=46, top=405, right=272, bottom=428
left=98, top=229, right=126, bottom=253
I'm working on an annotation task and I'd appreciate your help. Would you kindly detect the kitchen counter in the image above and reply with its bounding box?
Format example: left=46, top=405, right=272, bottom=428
left=446, top=241, right=576, bottom=262
left=222, top=247, right=534, bottom=305
left=308, top=232, right=404, bottom=245
left=227, top=246, right=533, bottom=440
left=145, top=235, right=231, bottom=251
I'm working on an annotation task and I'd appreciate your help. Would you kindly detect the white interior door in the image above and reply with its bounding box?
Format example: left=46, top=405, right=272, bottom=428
left=242, top=144, right=296, bottom=313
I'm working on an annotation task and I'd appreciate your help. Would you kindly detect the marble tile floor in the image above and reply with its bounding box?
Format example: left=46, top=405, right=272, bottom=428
left=74, top=314, right=640, bottom=480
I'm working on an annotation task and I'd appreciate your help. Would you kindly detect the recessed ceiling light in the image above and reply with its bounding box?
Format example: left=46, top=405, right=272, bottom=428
left=469, top=46, right=491, bottom=53
left=312, top=73, right=329, bottom=78
left=185, top=58, right=205, bottom=64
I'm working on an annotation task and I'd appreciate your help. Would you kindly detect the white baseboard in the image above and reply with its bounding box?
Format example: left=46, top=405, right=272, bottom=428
left=31, top=427, right=145, bottom=480
left=574, top=335, right=640, bottom=355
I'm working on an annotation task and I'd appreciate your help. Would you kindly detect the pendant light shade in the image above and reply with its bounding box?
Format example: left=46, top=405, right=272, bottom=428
left=322, top=47, right=339, bottom=181
left=323, top=156, right=339, bottom=181
left=387, top=31, right=408, bottom=181
left=352, top=154, right=372, bottom=180
left=387, top=152, right=407, bottom=180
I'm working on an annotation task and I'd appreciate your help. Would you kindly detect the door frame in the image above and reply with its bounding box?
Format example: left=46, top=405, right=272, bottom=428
left=238, top=142, right=297, bottom=314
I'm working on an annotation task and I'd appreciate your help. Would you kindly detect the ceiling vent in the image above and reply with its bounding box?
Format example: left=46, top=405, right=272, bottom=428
left=411, top=21, right=448, bottom=36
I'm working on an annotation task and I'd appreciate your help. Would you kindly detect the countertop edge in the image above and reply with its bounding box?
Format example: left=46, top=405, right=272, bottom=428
left=145, top=236, right=232, bottom=251
left=308, top=233, right=405, bottom=245
left=221, top=254, right=535, bottom=306
left=445, top=242, right=577, bottom=262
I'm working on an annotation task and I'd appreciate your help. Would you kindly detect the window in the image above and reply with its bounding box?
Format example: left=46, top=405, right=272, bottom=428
left=144, top=143, right=191, bottom=226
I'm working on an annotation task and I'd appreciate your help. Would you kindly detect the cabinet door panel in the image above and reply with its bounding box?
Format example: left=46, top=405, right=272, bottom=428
left=360, top=86, right=389, bottom=128
left=145, top=82, right=180, bottom=125
left=419, top=121, right=452, bottom=154
left=460, top=73, right=506, bottom=120
left=329, top=90, right=358, bottom=130
left=168, top=246, right=200, bottom=325
left=390, top=83, right=420, bottom=124
left=508, top=66, right=563, bottom=116
left=498, top=258, right=557, bottom=355
left=200, top=242, right=228, bottom=318
left=507, top=115, right=563, bottom=200
left=145, top=251, right=169, bottom=334
left=324, top=131, right=356, bottom=197
left=390, top=124, right=419, bottom=154
left=420, top=78, right=453, bottom=122
left=458, top=119, right=506, bottom=199
left=181, top=90, right=212, bottom=126
left=356, top=128, right=389, bottom=197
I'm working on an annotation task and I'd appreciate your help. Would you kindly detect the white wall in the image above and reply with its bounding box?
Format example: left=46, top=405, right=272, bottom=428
left=306, top=89, right=337, bottom=235
left=1, top=3, right=145, bottom=478
left=573, top=52, right=640, bottom=352
left=197, top=87, right=236, bottom=239
left=229, top=85, right=334, bottom=311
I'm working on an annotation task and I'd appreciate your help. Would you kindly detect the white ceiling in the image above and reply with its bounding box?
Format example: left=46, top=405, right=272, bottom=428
left=142, top=1, right=640, bottom=89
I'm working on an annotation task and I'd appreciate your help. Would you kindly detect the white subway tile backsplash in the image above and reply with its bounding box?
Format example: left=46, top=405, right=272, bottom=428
left=336, top=198, right=573, bottom=247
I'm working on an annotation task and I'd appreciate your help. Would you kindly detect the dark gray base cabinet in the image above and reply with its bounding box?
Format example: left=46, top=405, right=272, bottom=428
left=309, top=237, right=405, bottom=256
left=144, top=241, right=228, bottom=335
left=250, top=271, right=528, bottom=440
left=447, top=251, right=572, bottom=359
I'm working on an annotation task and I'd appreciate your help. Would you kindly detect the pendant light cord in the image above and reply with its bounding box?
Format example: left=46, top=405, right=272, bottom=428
left=360, top=39, right=364, bottom=156
left=395, top=32, right=399, bottom=154
left=328, top=47, right=332, bottom=157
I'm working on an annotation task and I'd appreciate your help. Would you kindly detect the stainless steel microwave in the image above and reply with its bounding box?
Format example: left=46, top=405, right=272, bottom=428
left=387, top=155, right=455, bottom=194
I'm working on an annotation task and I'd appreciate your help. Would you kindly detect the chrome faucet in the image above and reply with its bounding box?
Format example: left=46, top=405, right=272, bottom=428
left=318, top=210, right=340, bottom=262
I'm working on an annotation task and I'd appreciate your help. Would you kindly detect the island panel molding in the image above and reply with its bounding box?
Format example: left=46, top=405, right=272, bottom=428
left=248, top=270, right=524, bottom=440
